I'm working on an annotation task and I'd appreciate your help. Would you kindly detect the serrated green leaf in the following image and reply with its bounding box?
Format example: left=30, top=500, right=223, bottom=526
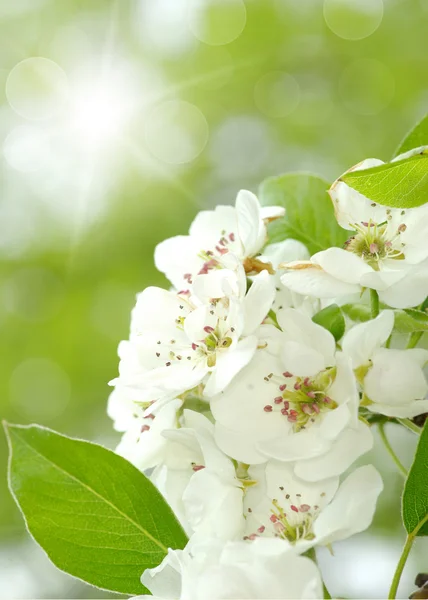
left=341, top=152, right=428, bottom=209
left=259, top=173, right=348, bottom=255
left=341, top=303, right=372, bottom=323
left=402, top=421, right=428, bottom=536
left=394, top=309, right=428, bottom=333
left=4, top=423, right=188, bottom=595
left=312, top=304, right=345, bottom=341
left=394, top=113, right=428, bottom=157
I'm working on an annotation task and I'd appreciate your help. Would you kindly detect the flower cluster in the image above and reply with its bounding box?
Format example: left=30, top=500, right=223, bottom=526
left=108, top=168, right=428, bottom=599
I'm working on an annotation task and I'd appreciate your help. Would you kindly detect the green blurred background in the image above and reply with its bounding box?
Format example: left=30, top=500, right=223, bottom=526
left=0, top=0, right=427, bottom=597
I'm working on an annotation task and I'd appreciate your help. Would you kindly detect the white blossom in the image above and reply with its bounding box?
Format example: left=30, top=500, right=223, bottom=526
left=211, top=309, right=373, bottom=480
left=136, top=538, right=323, bottom=600
left=280, top=158, right=428, bottom=309
left=112, top=267, right=274, bottom=405
left=342, top=311, right=428, bottom=418
left=244, top=461, right=383, bottom=553
left=261, top=239, right=319, bottom=318
left=154, top=189, right=284, bottom=293
left=151, top=410, right=245, bottom=541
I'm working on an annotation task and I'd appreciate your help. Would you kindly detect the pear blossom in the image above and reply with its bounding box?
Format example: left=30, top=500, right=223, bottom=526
left=280, top=158, right=428, bottom=309
left=113, top=267, right=274, bottom=405
left=244, top=461, right=383, bottom=553
left=261, top=239, right=319, bottom=318
left=151, top=410, right=245, bottom=541
left=342, top=310, right=428, bottom=418
left=154, top=189, right=284, bottom=292
left=137, top=538, right=323, bottom=600
left=108, top=386, right=182, bottom=472
left=211, top=309, right=373, bottom=481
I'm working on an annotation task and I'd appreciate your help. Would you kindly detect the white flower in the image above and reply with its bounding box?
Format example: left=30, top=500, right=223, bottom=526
left=154, top=189, right=284, bottom=292
left=151, top=410, right=245, bottom=541
left=244, top=461, right=383, bottom=553
left=114, top=268, right=274, bottom=403
left=108, top=389, right=182, bottom=472
left=261, top=239, right=319, bottom=318
left=211, top=309, right=373, bottom=480
left=280, top=158, right=428, bottom=309
left=342, top=311, right=428, bottom=418
left=137, top=537, right=323, bottom=600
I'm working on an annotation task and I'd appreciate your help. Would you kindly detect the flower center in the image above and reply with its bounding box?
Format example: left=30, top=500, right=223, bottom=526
left=201, top=325, right=233, bottom=367
left=344, top=220, right=405, bottom=269
left=263, top=368, right=337, bottom=432
left=245, top=487, right=328, bottom=544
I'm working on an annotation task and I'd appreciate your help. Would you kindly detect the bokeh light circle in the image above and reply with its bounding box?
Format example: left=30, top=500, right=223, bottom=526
left=144, top=100, right=209, bottom=164
left=323, top=0, right=384, bottom=41
left=188, top=0, right=247, bottom=46
left=6, top=57, right=69, bottom=120
left=3, top=126, right=52, bottom=172
left=339, top=58, right=395, bottom=115
left=254, top=71, right=300, bottom=118
left=9, top=358, right=71, bottom=421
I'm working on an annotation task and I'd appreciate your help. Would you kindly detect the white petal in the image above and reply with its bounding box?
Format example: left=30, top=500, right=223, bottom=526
left=277, top=308, right=336, bottom=368
left=131, top=287, right=191, bottom=339
left=367, top=399, right=428, bottom=418
left=378, top=266, right=428, bottom=309
left=342, top=310, right=394, bottom=367
left=236, top=189, right=264, bottom=256
left=243, top=270, right=275, bottom=335
left=141, top=548, right=184, bottom=599
left=154, top=235, right=203, bottom=291
left=365, top=348, right=428, bottom=406
left=262, top=239, right=309, bottom=268
left=258, top=428, right=333, bottom=462
left=189, top=205, right=240, bottom=250
left=259, top=205, right=285, bottom=220
left=294, top=422, right=374, bottom=482
left=183, top=469, right=244, bottom=540
left=281, top=341, right=326, bottom=377
left=192, top=268, right=242, bottom=301
left=281, top=264, right=361, bottom=298
left=312, top=247, right=373, bottom=284
left=313, top=465, right=383, bottom=546
left=203, top=336, right=258, bottom=397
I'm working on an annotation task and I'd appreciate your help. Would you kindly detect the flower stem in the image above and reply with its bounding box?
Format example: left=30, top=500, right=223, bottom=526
left=378, top=423, right=407, bottom=477
left=388, top=534, right=414, bottom=599
left=398, top=418, right=421, bottom=435
left=407, top=331, right=423, bottom=349
left=370, top=289, right=380, bottom=318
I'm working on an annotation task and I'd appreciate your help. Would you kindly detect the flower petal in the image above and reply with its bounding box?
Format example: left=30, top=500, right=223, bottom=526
left=313, top=465, right=383, bottom=546
left=281, top=264, right=361, bottom=298
left=342, top=310, right=394, bottom=367
left=203, top=336, right=258, bottom=397
left=294, top=422, right=374, bottom=481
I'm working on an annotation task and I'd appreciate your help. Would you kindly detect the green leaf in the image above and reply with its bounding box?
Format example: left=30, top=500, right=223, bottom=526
left=312, top=304, right=345, bottom=341
left=395, top=113, right=428, bottom=157
left=402, top=421, right=428, bottom=536
left=394, top=309, right=428, bottom=333
left=259, top=173, right=348, bottom=255
left=341, top=152, right=428, bottom=209
left=4, top=422, right=188, bottom=595
left=341, top=303, right=372, bottom=323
